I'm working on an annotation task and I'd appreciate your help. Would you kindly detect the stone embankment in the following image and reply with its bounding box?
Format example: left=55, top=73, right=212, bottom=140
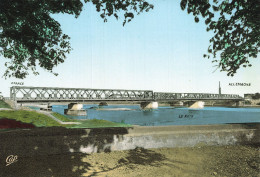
left=0, top=123, right=258, bottom=156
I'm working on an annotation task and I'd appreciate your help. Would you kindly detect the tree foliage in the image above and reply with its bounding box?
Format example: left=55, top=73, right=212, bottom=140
left=252, top=93, right=260, bottom=99
left=1, top=0, right=258, bottom=79
left=181, top=0, right=260, bottom=76
left=0, top=0, right=153, bottom=79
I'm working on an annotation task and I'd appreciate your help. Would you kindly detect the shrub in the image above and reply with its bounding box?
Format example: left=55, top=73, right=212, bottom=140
left=245, top=100, right=252, bottom=105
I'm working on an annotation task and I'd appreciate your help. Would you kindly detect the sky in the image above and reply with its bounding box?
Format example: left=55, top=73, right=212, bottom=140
left=0, top=0, right=259, bottom=97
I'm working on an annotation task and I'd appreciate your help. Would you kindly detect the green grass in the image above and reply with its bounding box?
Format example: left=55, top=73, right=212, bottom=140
left=72, top=119, right=131, bottom=128
left=0, top=110, right=68, bottom=127
left=51, top=112, right=77, bottom=122
left=51, top=112, right=131, bottom=128
left=0, top=110, right=131, bottom=128
left=0, top=100, right=11, bottom=108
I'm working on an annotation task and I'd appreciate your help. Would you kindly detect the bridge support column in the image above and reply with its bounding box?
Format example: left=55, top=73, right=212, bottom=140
left=189, top=101, right=205, bottom=109
left=140, top=102, right=158, bottom=109
left=64, top=103, right=87, bottom=116
left=183, top=101, right=195, bottom=107
left=99, top=102, right=108, bottom=106
left=235, top=101, right=243, bottom=107
left=47, top=105, right=52, bottom=111
left=228, top=101, right=242, bottom=107
left=40, top=104, right=52, bottom=111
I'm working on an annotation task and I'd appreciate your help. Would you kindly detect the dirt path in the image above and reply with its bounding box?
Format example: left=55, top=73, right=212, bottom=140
left=81, top=145, right=260, bottom=177
left=1, top=145, right=259, bottom=177
left=37, top=110, right=81, bottom=125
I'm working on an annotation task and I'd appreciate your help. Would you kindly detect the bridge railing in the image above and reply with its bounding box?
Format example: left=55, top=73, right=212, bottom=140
left=154, top=92, right=242, bottom=100
left=10, top=86, right=154, bottom=102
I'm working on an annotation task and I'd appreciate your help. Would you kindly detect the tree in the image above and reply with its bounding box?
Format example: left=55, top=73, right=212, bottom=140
left=252, top=93, right=260, bottom=99
left=180, top=0, right=260, bottom=76
left=1, top=0, right=259, bottom=79
left=0, top=0, right=153, bottom=79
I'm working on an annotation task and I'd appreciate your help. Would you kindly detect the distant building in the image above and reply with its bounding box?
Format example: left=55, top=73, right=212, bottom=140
left=244, top=94, right=254, bottom=99
left=219, top=81, right=221, bottom=95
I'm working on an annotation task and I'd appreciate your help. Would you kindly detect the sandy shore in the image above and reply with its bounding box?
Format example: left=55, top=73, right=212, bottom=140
left=2, top=145, right=259, bottom=177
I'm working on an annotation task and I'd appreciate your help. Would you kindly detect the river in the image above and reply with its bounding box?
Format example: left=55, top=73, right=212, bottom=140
left=48, top=105, right=260, bottom=126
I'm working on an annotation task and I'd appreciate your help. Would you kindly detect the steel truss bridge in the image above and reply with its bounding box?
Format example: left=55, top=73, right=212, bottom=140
left=10, top=86, right=243, bottom=103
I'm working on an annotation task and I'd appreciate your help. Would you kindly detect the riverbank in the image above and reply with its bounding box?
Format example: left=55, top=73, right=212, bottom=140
left=0, top=100, right=11, bottom=109
left=81, top=145, right=259, bottom=177
left=0, top=109, right=131, bottom=129
left=0, top=123, right=259, bottom=176
left=0, top=99, right=132, bottom=128
left=1, top=145, right=258, bottom=177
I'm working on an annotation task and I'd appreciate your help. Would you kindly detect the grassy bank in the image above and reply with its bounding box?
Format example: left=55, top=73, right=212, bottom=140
left=51, top=112, right=77, bottom=122
left=0, top=100, right=11, bottom=109
left=72, top=119, right=131, bottom=128
left=51, top=112, right=130, bottom=128
left=0, top=110, right=67, bottom=127
left=0, top=110, right=131, bottom=128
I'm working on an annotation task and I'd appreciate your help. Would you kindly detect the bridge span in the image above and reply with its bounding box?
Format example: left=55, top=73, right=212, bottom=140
left=9, top=86, right=244, bottom=113
left=10, top=86, right=243, bottom=103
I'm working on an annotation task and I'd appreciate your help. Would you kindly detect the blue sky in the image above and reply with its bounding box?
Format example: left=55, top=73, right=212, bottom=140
left=0, top=0, right=259, bottom=96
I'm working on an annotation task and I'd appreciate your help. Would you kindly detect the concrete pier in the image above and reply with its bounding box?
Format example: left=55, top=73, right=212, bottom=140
left=140, top=102, right=159, bottom=109
left=40, top=105, right=52, bottom=111
left=99, top=102, right=108, bottom=106
left=64, top=103, right=86, bottom=116
left=189, top=101, right=205, bottom=109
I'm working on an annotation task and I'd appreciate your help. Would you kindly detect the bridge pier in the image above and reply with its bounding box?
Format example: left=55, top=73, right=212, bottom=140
left=183, top=101, right=195, bottom=107
left=211, top=101, right=216, bottom=106
left=64, top=103, right=87, bottom=116
left=99, top=102, right=108, bottom=106
left=140, top=102, right=158, bottom=109
left=40, top=105, right=52, bottom=111
left=189, top=101, right=205, bottom=109
left=225, top=101, right=244, bottom=107
left=235, top=101, right=244, bottom=107
left=47, top=105, right=52, bottom=111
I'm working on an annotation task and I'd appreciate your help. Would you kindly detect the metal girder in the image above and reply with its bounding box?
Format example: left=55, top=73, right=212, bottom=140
left=10, top=86, right=243, bottom=103
left=11, top=86, right=153, bottom=102
left=154, top=92, right=243, bottom=100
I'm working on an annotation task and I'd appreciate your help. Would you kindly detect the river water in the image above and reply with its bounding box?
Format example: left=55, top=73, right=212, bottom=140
left=48, top=105, right=260, bottom=126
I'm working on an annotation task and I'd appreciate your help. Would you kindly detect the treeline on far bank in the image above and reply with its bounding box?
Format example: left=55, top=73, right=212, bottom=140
left=251, top=93, right=260, bottom=100
left=245, top=93, right=260, bottom=106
